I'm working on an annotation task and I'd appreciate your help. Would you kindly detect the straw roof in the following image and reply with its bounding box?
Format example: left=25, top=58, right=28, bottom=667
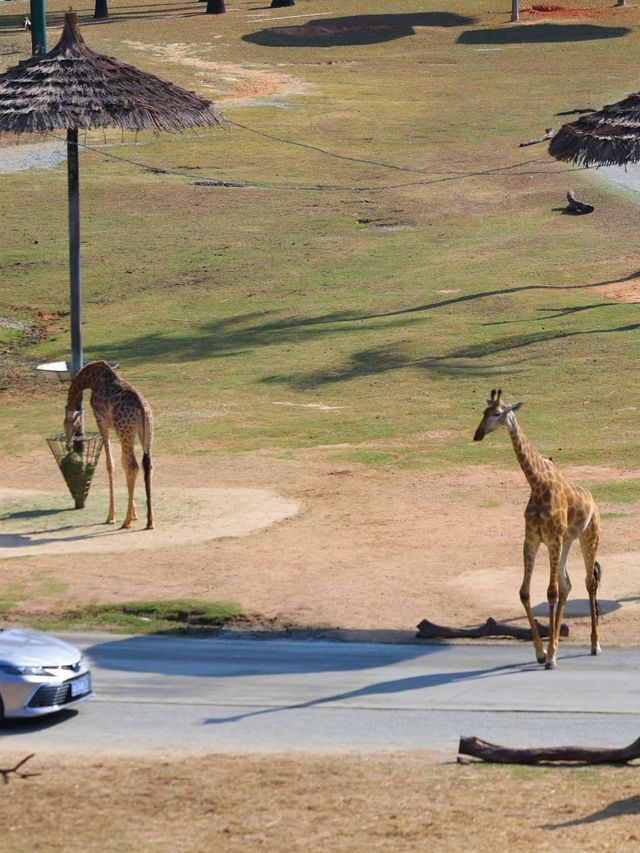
left=549, top=93, right=640, bottom=167
left=0, top=11, right=225, bottom=133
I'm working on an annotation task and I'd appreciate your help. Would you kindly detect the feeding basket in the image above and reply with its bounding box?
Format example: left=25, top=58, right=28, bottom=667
left=47, top=432, right=103, bottom=509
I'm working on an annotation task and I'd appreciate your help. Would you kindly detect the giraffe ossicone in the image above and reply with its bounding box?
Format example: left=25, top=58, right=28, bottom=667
left=64, top=360, right=155, bottom=530
left=474, top=389, right=601, bottom=669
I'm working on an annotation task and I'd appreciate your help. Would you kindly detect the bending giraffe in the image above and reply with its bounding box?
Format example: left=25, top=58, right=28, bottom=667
left=64, top=360, right=155, bottom=530
left=473, top=389, right=601, bottom=669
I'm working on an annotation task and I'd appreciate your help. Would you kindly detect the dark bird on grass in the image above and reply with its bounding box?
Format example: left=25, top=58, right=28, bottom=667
left=566, top=191, right=594, bottom=214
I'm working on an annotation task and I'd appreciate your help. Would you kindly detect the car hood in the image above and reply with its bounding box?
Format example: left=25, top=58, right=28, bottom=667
left=0, top=629, right=82, bottom=667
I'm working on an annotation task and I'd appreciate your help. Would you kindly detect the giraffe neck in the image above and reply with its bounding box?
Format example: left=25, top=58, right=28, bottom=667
left=505, top=412, right=551, bottom=490
left=66, top=362, right=113, bottom=408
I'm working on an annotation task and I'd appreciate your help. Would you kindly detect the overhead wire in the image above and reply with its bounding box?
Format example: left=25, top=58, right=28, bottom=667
left=45, top=119, right=585, bottom=193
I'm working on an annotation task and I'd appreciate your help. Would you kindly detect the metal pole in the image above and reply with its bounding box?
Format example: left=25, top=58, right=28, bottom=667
left=67, top=128, right=82, bottom=373
left=29, top=0, right=47, bottom=55
left=511, top=0, right=519, bottom=22
left=67, top=128, right=84, bottom=432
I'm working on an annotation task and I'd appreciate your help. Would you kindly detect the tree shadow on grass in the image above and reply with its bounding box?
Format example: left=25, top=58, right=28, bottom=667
left=261, top=321, right=640, bottom=389
left=99, top=273, right=640, bottom=382
left=243, top=13, right=476, bottom=48
left=100, top=309, right=423, bottom=365
left=457, top=23, right=630, bottom=45
left=542, top=795, right=640, bottom=829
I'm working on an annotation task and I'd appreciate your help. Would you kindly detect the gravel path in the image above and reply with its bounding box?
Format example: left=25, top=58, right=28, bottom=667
left=0, top=140, right=67, bottom=173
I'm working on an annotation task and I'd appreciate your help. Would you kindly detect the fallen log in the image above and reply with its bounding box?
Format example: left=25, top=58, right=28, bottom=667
left=566, top=190, right=594, bottom=214
left=458, top=735, right=640, bottom=765
left=416, top=616, right=569, bottom=641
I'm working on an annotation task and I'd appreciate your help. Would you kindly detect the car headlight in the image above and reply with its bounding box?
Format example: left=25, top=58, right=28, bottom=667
left=0, top=664, right=50, bottom=676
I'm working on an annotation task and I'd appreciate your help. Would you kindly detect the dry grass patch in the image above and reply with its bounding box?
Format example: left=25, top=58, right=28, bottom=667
left=2, top=752, right=640, bottom=851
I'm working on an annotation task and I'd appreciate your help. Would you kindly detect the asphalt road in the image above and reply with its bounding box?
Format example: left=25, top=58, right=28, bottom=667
left=3, top=633, right=640, bottom=755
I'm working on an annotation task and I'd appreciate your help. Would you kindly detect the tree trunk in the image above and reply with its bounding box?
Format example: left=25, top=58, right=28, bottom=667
left=94, top=0, right=109, bottom=19
left=511, top=0, right=519, bottom=22
left=206, top=0, right=225, bottom=12
left=458, top=735, right=640, bottom=765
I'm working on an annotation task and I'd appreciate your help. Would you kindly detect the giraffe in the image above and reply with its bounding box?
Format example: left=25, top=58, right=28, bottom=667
left=473, top=389, right=601, bottom=669
left=64, top=360, right=155, bottom=530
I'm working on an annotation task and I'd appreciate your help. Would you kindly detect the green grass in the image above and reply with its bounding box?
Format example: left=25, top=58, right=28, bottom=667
left=16, top=599, right=244, bottom=634
left=591, top=480, right=640, bottom=504
left=0, top=574, right=70, bottom=611
left=3, top=0, right=640, bottom=471
left=0, top=582, right=25, bottom=615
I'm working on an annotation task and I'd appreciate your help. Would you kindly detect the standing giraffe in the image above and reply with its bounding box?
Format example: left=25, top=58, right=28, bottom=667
left=473, top=389, right=601, bottom=669
left=64, top=360, right=154, bottom=530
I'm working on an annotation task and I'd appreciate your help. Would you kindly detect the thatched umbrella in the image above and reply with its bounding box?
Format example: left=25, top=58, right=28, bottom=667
left=549, top=93, right=640, bottom=168
left=0, top=10, right=225, bottom=374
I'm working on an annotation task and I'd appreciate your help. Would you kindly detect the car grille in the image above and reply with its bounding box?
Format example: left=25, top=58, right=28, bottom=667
left=27, top=677, right=91, bottom=709
left=28, top=684, right=72, bottom=708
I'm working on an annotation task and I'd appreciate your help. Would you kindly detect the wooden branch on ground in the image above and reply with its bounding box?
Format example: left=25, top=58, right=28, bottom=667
left=416, top=616, right=569, bottom=641
left=555, top=107, right=596, bottom=116
left=519, top=127, right=553, bottom=147
left=1, top=754, right=39, bottom=784
left=566, top=190, right=594, bottom=214
left=458, top=735, right=640, bottom=765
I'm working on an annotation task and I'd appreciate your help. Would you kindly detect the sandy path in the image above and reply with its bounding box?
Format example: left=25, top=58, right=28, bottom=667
left=0, top=486, right=300, bottom=557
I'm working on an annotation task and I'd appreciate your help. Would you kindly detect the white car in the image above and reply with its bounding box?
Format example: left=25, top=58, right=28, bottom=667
left=0, top=629, right=93, bottom=719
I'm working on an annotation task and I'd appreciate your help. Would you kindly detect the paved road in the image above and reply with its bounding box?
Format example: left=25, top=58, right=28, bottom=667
left=3, top=633, right=639, bottom=755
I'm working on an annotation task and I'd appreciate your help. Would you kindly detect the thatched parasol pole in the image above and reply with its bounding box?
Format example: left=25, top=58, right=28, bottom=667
left=67, top=130, right=82, bottom=366
left=67, top=127, right=84, bottom=429
left=94, top=0, right=109, bottom=19
left=29, top=0, right=47, bottom=55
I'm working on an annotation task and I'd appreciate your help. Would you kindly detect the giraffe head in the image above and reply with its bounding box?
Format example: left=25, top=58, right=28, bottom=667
left=473, top=389, right=523, bottom=441
left=64, top=406, right=82, bottom=449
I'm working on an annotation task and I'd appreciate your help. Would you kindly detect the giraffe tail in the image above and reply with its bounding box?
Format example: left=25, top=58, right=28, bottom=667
left=141, top=404, right=154, bottom=528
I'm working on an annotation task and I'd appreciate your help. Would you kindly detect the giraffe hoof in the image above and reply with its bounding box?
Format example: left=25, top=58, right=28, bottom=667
left=591, top=645, right=602, bottom=656
left=145, top=523, right=155, bottom=530
left=106, top=519, right=116, bottom=526
left=536, top=655, right=546, bottom=665
left=120, top=521, right=132, bottom=530
left=545, top=660, right=557, bottom=670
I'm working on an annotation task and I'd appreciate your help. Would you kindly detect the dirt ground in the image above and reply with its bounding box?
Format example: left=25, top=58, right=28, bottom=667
left=3, top=450, right=640, bottom=651
left=1, top=751, right=640, bottom=852
left=3, top=36, right=640, bottom=851
left=5, top=455, right=640, bottom=853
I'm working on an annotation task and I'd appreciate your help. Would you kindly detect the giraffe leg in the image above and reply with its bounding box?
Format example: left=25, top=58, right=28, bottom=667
left=120, top=443, right=139, bottom=529
left=555, top=540, right=572, bottom=637
left=102, top=434, right=117, bottom=525
left=580, top=513, right=602, bottom=657
left=521, top=530, right=545, bottom=664
left=545, top=538, right=563, bottom=670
